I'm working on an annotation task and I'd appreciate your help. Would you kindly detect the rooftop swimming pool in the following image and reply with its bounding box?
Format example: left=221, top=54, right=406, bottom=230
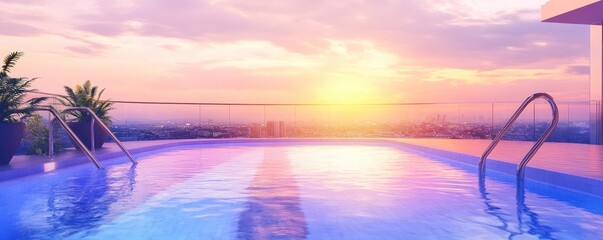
left=1, top=141, right=603, bottom=239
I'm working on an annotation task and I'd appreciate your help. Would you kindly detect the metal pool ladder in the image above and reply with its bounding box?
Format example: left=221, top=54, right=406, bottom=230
left=478, top=93, right=559, bottom=182
left=34, top=106, right=103, bottom=169
left=47, top=107, right=138, bottom=169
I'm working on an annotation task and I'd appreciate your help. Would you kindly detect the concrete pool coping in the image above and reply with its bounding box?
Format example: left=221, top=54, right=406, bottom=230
left=1, top=138, right=602, bottom=196
left=391, top=139, right=603, bottom=196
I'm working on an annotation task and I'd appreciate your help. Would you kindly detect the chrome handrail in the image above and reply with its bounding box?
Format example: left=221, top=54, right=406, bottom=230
left=59, top=107, right=137, bottom=165
left=34, top=106, right=103, bottom=169
left=478, top=93, right=559, bottom=181
left=31, top=90, right=593, bottom=106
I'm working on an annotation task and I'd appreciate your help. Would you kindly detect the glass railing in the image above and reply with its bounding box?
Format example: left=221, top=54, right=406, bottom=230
left=14, top=92, right=594, bottom=156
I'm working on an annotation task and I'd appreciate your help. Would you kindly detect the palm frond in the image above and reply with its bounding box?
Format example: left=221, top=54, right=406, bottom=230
left=2, top=51, right=24, bottom=74
left=26, top=97, right=48, bottom=106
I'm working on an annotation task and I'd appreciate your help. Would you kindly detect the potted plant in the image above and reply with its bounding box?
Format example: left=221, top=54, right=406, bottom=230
left=58, top=80, right=113, bottom=150
left=0, top=52, right=47, bottom=165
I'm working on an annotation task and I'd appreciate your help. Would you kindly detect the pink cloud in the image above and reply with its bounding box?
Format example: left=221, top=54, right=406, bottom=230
left=159, top=44, right=180, bottom=51
left=565, top=65, right=590, bottom=75
left=64, top=0, right=588, bottom=70
left=0, top=0, right=592, bottom=103
left=1, top=0, right=48, bottom=4
left=64, top=42, right=110, bottom=56
left=0, top=21, right=42, bottom=36
left=78, top=22, right=127, bottom=36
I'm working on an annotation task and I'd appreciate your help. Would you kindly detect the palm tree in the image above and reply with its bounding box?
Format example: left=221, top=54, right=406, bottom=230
left=58, top=80, right=114, bottom=124
left=0, top=51, right=47, bottom=123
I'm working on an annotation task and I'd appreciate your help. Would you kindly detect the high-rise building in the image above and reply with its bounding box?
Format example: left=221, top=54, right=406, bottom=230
left=279, top=121, right=287, bottom=137
left=266, top=121, right=287, bottom=138
left=250, top=123, right=263, bottom=138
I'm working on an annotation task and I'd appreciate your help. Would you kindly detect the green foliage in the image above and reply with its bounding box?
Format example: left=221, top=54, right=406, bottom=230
left=23, top=114, right=64, bottom=155
left=0, top=51, right=47, bottom=123
left=58, top=80, right=114, bottom=124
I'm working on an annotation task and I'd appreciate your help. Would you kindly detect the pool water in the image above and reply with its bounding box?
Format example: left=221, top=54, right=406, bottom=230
left=1, top=143, right=603, bottom=239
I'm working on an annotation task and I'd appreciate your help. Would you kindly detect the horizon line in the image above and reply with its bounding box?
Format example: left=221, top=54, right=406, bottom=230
left=33, top=91, right=594, bottom=106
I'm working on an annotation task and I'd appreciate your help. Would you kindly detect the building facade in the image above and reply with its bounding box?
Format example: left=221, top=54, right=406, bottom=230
left=542, top=0, right=603, bottom=144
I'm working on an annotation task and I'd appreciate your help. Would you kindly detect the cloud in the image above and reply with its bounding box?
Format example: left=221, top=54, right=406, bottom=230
left=74, top=0, right=260, bottom=38
left=565, top=65, right=590, bottom=75
left=64, top=42, right=110, bottom=56
left=78, top=22, right=127, bottom=36
left=61, top=0, right=587, bottom=70
left=5, top=0, right=586, bottom=68
left=0, top=0, right=49, bottom=4
left=0, top=21, right=42, bottom=36
left=0, top=0, right=591, bottom=103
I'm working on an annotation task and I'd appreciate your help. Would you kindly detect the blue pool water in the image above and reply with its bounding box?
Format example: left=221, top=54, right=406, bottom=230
left=1, top=143, right=603, bottom=239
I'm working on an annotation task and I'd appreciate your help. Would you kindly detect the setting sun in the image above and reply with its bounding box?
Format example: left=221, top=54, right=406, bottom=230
left=316, top=79, right=380, bottom=104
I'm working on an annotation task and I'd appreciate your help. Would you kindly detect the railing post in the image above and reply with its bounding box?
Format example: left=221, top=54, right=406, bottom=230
left=567, top=102, right=570, bottom=142
left=48, top=118, right=54, bottom=158
left=91, top=117, right=95, bottom=153
left=198, top=104, right=201, bottom=138
left=532, top=102, right=535, bottom=141
left=491, top=102, right=495, bottom=140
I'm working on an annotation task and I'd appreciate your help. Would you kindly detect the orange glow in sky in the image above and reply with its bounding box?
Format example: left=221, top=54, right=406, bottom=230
left=0, top=0, right=590, bottom=105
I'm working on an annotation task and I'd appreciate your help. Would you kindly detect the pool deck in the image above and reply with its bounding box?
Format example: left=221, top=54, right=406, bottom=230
left=1, top=138, right=602, bottom=195
left=392, top=138, right=603, bottom=181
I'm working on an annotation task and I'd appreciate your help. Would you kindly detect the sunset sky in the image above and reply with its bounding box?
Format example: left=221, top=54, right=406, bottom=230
left=1, top=0, right=591, bottom=104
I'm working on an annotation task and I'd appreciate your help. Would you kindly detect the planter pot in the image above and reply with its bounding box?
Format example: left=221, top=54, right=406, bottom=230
left=67, top=121, right=108, bottom=150
left=0, top=122, right=25, bottom=165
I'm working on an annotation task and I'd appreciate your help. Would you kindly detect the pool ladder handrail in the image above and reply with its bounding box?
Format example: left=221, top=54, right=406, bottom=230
left=34, top=106, right=104, bottom=169
left=50, top=107, right=138, bottom=166
left=478, top=93, right=559, bottom=181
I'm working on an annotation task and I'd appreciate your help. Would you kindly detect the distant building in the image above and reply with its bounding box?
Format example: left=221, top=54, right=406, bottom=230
left=266, top=121, right=287, bottom=138
left=250, top=123, right=263, bottom=138
left=279, top=121, right=287, bottom=137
